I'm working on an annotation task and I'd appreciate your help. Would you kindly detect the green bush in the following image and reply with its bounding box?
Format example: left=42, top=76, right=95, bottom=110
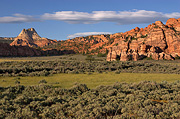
left=15, top=80, right=20, bottom=84
left=39, top=79, right=47, bottom=84
left=141, top=34, right=148, bottom=38
left=85, top=55, right=95, bottom=61
left=97, top=53, right=107, bottom=57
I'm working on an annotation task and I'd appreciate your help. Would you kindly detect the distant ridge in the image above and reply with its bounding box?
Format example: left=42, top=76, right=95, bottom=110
left=0, top=37, right=14, bottom=44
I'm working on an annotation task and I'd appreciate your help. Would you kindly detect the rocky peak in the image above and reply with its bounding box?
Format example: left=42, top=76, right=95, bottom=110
left=19, top=29, right=27, bottom=35
left=166, top=18, right=180, bottom=32
left=10, top=28, right=56, bottom=47
left=166, top=18, right=179, bottom=25
left=18, top=29, right=30, bottom=38
left=29, top=28, right=35, bottom=31
left=134, top=27, right=140, bottom=31
left=155, top=21, right=165, bottom=28
left=18, top=28, right=41, bottom=40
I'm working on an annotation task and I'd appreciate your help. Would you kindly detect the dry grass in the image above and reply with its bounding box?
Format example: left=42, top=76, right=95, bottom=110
left=1, top=72, right=180, bottom=89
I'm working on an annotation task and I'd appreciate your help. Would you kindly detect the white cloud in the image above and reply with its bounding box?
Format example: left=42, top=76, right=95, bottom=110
left=41, top=10, right=180, bottom=24
left=165, top=12, right=180, bottom=18
left=0, top=10, right=180, bottom=24
left=67, top=32, right=112, bottom=39
left=0, top=14, right=38, bottom=23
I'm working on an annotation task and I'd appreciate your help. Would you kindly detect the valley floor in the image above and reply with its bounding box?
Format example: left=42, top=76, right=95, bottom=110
left=1, top=72, right=180, bottom=88
left=1, top=55, right=180, bottom=118
left=1, top=54, right=180, bottom=88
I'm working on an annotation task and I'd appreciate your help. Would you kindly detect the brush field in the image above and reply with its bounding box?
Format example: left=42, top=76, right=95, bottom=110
left=1, top=55, right=180, bottom=118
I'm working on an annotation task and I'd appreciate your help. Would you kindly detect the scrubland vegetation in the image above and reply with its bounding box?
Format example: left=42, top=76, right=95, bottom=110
left=1, top=59, right=180, bottom=77
left=1, top=55, right=180, bottom=118
left=1, top=81, right=180, bottom=118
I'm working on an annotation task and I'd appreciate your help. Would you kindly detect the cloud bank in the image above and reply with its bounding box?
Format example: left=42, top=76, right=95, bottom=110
left=42, top=10, right=180, bottom=24
left=67, top=32, right=112, bottom=39
left=0, top=14, right=38, bottom=23
left=0, top=10, right=180, bottom=24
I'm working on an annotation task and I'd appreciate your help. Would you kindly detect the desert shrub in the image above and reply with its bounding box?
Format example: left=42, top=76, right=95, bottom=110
left=39, top=79, right=47, bottom=84
left=85, top=55, right=95, bottom=61
left=114, top=70, right=121, bottom=74
left=1, top=60, right=180, bottom=77
left=15, top=80, right=20, bottom=84
left=175, top=55, right=180, bottom=59
left=68, top=70, right=79, bottom=74
left=141, top=34, right=148, bottom=38
left=97, top=53, right=107, bottom=57
left=2, top=81, right=180, bottom=118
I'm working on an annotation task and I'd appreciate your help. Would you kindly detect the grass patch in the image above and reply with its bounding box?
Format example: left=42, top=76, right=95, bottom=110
left=1, top=72, right=180, bottom=89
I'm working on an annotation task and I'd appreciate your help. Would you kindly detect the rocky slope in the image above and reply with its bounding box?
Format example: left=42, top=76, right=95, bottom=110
left=42, top=34, right=111, bottom=55
left=0, top=43, right=75, bottom=57
left=10, top=28, right=57, bottom=47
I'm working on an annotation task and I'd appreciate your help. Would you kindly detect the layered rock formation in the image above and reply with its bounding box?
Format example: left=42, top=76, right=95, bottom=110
left=107, top=18, right=180, bottom=61
left=10, top=28, right=57, bottom=47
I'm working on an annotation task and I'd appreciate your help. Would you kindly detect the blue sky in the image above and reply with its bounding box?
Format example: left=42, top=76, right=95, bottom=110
left=0, top=0, right=180, bottom=40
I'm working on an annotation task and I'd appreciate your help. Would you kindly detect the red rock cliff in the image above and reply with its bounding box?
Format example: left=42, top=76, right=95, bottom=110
left=107, top=18, right=180, bottom=61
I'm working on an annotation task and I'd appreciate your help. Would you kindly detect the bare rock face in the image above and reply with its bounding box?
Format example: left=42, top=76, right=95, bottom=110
left=132, top=51, right=139, bottom=61
left=10, top=28, right=56, bottom=47
left=34, top=38, right=56, bottom=47
left=111, top=51, right=117, bottom=61
left=166, top=18, right=180, bottom=32
left=164, top=29, right=180, bottom=54
left=106, top=53, right=111, bottom=61
left=166, top=18, right=178, bottom=25
left=106, top=48, right=112, bottom=61
left=139, top=44, right=147, bottom=55
left=145, top=28, right=167, bottom=51
left=107, top=18, right=180, bottom=61
left=164, top=54, right=174, bottom=60
left=150, top=46, right=156, bottom=53
left=155, top=21, right=166, bottom=28
left=151, top=53, right=159, bottom=60
left=129, top=40, right=138, bottom=51
left=159, top=52, right=165, bottom=60
left=120, top=51, right=129, bottom=61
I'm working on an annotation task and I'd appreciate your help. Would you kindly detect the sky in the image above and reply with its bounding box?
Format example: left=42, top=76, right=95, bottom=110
left=0, top=0, right=180, bottom=40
